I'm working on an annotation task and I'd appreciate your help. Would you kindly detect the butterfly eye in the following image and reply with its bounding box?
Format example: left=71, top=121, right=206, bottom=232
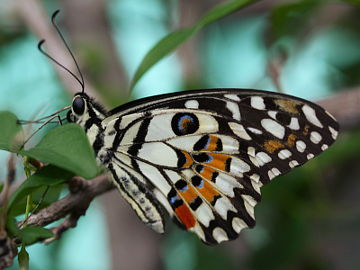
left=72, top=97, right=85, bottom=115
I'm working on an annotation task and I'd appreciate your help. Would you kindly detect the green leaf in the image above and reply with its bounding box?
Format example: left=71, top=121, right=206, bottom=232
left=9, top=184, right=64, bottom=216
left=8, top=165, right=72, bottom=214
left=269, top=1, right=321, bottom=41
left=0, top=183, right=3, bottom=194
left=0, top=111, right=23, bottom=152
left=18, top=246, right=29, bottom=270
left=21, top=124, right=98, bottom=179
left=6, top=216, right=20, bottom=237
left=341, top=0, right=360, bottom=5
left=130, top=0, right=259, bottom=90
left=18, top=226, right=53, bottom=245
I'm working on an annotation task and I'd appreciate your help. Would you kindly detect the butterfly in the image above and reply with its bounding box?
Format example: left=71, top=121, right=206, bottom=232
left=35, top=10, right=339, bottom=245
left=66, top=88, right=339, bottom=245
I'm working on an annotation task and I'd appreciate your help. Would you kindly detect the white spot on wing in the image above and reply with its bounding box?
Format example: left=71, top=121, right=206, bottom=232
left=243, top=195, right=257, bottom=208
left=329, top=126, right=338, bottom=140
left=249, top=156, right=260, bottom=167
left=120, top=121, right=142, bottom=145
left=321, top=144, right=328, bottom=150
left=214, top=197, right=237, bottom=219
left=289, top=160, right=299, bottom=168
left=296, top=140, right=306, bottom=152
left=310, top=131, right=322, bottom=144
left=243, top=197, right=255, bottom=219
left=251, top=180, right=262, bottom=194
left=256, top=152, right=272, bottom=166
left=226, top=101, right=241, bottom=121
left=326, top=110, right=336, bottom=121
left=212, top=227, right=229, bottom=243
left=185, top=100, right=199, bottom=109
left=213, top=173, right=243, bottom=197
left=230, top=158, right=251, bottom=174
left=268, top=168, right=280, bottom=180
left=224, top=94, right=240, bottom=101
left=251, top=96, right=266, bottom=110
left=247, top=127, right=263, bottom=135
left=192, top=225, right=206, bottom=242
left=261, top=118, right=285, bottom=139
left=138, top=142, right=178, bottom=167
left=247, top=147, right=256, bottom=157
left=195, top=203, right=215, bottom=227
left=232, top=217, right=247, bottom=233
left=137, top=161, right=172, bottom=195
left=307, top=153, right=314, bottom=160
left=278, top=149, right=292, bottom=159
left=302, top=105, right=323, bottom=128
left=250, top=173, right=260, bottom=183
left=268, top=110, right=277, bottom=119
left=288, top=117, right=300, bottom=130
left=229, top=122, right=251, bottom=140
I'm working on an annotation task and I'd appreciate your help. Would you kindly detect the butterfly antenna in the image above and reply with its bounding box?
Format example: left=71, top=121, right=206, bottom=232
left=37, top=10, right=85, bottom=93
left=51, top=10, right=85, bottom=93
left=38, top=40, right=84, bottom=90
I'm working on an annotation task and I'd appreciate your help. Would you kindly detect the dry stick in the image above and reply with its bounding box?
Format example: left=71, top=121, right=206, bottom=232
left=24, top=174, right=114, bottom=241
left=0, top=155, right=16, bottom=231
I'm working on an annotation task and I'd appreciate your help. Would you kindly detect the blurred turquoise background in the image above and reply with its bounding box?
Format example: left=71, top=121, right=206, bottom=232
left=1, top=0, right=360, bottom=269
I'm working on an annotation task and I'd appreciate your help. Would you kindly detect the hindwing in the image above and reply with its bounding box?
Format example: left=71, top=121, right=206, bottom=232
left=99, top=89, right=339, bottom=244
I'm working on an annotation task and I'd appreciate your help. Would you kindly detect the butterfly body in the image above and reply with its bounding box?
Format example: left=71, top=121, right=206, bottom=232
left=68, top=89, right=339, bottom=244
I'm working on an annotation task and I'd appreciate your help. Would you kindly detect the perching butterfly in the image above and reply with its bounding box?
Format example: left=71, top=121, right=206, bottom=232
left=39, top=11, right=339, bottom=245
left=66, top=89, right=339, bottom=245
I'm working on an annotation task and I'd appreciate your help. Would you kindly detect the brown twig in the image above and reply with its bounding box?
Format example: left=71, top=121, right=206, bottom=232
left=25, top=174, right=114, bottom=229
left=0, top=155, right=16, bottom=231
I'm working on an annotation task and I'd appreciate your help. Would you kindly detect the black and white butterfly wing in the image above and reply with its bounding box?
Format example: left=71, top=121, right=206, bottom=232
left=99, top=89, right=339, bottom=244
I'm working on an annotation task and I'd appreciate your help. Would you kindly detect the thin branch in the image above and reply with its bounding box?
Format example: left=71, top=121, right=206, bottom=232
left=25, top=174, right=114, bottom=228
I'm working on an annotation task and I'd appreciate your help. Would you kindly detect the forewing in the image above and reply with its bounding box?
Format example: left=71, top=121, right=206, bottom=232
left=104, top=89, right=339, bottom=244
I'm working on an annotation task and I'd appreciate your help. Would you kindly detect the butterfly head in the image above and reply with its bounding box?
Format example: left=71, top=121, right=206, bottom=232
left=67, top=93, right=107, bottom=126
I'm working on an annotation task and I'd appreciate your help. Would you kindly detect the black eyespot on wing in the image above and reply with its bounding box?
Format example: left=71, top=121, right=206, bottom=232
left=191, top=175, right=203, bottom=187
left=168, top=188, right=182, bottom=208
left=194, top=135, right=210, bottom=151
left=193, top=153, right=212, bottom=163
left=171, top=113, right=199, bottom=136
left=175, top=180, right=188, bottom=192
left=72, top=97, right=85, bottom=115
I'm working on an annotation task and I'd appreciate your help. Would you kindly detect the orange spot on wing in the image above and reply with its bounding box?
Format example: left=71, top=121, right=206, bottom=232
left=275, top=99, right=300, bottom=114
left=180, top=185, right=198, bottom=205
left=303, top=125, right=310, bottom=136
left=286, top=134, right=297, bottom=147
left=264, top=140, right=284, bottom=153
left=196, top=181, right=220, bottom=204
left=181, top=151, right=193, bottom=168
left=205, top=135, right=220, bottom=151
left=181, top=118, right=192, bottom=130
left=204, top=153, right=231, bottom=171
left=175, top=204, right=196, bottom=229
left=199, top=166, right=216, bottom=182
